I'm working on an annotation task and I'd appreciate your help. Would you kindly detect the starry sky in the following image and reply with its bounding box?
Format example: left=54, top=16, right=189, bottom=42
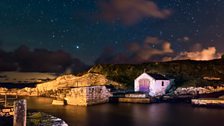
left=0, top=0, right=224, bottom=66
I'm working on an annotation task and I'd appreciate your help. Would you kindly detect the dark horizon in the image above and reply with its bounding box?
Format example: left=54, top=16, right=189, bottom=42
left=0, top=44, right=223, bottom=73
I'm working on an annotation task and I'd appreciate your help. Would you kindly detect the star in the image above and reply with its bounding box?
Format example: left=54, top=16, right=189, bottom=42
left=0, top=0, right=223, bottom=65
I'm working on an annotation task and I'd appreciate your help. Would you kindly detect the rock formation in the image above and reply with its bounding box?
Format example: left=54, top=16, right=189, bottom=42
left=174, top=85, right=224, bottom=96
left=0, top=73, right=122, bottom=106
left=36, top=73, right=124, bottom=94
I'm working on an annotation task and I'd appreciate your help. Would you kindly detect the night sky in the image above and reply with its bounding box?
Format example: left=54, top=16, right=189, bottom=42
left=0, top=0, right=224, bottom=67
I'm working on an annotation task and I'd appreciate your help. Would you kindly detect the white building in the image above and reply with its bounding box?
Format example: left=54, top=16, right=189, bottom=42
left=134, top=73, right=171, bottom=96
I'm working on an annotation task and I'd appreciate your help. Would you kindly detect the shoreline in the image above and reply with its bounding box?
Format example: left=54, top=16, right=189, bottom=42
left=0, top=84, right=223, bottom=109
left=0, top=91, right=223, bottom=105
left=0, top=111, right=68, bottom=126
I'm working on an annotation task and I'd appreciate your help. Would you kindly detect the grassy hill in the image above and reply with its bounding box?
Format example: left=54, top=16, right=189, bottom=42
left=88, top=59, right=224, bottom=88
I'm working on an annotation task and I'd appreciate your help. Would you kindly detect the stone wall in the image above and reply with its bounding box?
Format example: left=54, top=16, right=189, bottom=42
left=65, top=87, right=88, bottom=106
left=65, top=86, right=112, bottom=106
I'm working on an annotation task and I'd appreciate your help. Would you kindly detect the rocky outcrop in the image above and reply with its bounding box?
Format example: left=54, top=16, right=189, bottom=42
left=0, top=86, right=112, bottom=106
left=27, top=112, right=68, bottom=126
left=174, top=85, right=224, bottom=96
left=36, top=73, right=124, bottom=94
left=0, top=73, right=117, bottom=106
left=0, top=73, right=123, bottom=97
left=0, top=87, right=38, bottom=96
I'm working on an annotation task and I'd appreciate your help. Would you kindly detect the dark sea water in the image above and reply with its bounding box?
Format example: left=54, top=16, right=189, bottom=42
left=26, top=97, right=224, bottom=126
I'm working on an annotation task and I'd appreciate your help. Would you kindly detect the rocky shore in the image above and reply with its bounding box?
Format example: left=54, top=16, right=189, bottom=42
left=192, top=98, right=224, bottom=108
left=0, top=73, right=118, bottom=106
left=0, top=112, right=68, bottom=126
left=27, top=112, right=68, bottom=126
left=174, top=85, right=224, bottom=96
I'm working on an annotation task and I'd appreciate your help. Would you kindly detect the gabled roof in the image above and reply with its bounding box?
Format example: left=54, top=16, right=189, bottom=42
left=147, top=73, right=169, bottom=80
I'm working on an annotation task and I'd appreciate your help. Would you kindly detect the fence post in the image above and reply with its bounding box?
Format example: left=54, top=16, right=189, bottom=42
left=13, top=99, right=27, bottom=126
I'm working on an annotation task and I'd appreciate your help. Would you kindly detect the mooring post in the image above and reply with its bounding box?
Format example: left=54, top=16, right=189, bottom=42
left=16, top=91, right=18, bottom=99
left=4, top=92, right=7, bottom=107
left=13, top=99, right=27, bottom=126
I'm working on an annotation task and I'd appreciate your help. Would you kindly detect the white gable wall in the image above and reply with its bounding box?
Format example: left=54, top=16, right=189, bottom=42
left=134, top=73, right=155, bottom=92
left=134, top=73, right=171, bottom=96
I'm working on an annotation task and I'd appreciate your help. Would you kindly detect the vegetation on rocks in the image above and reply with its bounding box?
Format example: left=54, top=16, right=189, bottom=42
left=27, top=112, right=68, bottom=126
left=1, top=59, right=224, bottom=95
left=88, top=59, right=224, bottom=88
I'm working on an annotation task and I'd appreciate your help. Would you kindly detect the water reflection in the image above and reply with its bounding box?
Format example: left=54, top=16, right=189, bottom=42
left=26, top=97, right=224, bottom=126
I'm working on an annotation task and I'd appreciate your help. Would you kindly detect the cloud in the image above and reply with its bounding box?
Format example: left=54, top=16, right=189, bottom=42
left=127, top=42, right=141, bottom=52
left=98, top=0, right=172, bottom=25
left=133, top=42, right=173, bottom=61
left=162, top=41, right=173, bottom=53
left=95, top=36, right=223, bottom=64
left=177, top=36, right=190, bottom=42
left=95, top=48, right=127, bottom=64
left=174, top=47, right=222, bottom=61
left=144, top=36, right=160, bottom=45
left=95, top=37, right=174, bottom=64
left=128, top=38, right=174, bottom=62
left=190, top=43, right=203, bottom=52
left=0, top=45, right=89, bottom=73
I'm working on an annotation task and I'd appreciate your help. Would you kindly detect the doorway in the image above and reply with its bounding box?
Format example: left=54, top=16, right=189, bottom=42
left=139, top=78, right=150, bottom=92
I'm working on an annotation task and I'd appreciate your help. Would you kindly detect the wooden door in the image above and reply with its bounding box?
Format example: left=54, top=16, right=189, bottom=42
left=139, top=78, right=150, bottom=92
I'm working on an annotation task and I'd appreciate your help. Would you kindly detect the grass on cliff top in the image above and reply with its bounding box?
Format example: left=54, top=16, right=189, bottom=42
left=88, top=59, right=224, bottom=88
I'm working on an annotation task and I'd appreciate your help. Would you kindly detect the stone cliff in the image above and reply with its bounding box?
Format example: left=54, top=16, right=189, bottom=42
left=36, top=73, right=124, bottom=93
left=0, top=72, right=124, bottom=97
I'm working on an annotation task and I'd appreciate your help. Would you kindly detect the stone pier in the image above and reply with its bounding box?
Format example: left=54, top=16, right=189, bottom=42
left=65, top=86, right=112, bottom=106
left=192, top=98, right=224, bottom=107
